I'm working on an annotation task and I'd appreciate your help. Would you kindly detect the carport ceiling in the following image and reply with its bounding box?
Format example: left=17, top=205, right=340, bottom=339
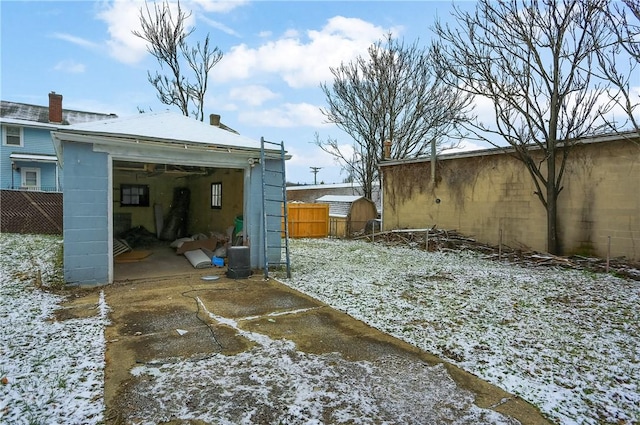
left=113, top=160, right=215, bottom=176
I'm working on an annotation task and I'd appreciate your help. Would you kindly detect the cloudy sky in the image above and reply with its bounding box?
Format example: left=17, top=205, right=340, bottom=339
left=2, top=0, right=483, bottom=184
left=2, top=1, right=635, bottom=184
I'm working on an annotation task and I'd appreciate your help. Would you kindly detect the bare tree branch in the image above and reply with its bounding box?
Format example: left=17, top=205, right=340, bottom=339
left=595, top=0, right=640, bottom=132
left=431, top=0, right=615, bottom=254
left=319, top=33, right=472, bottom=198
left=133, top=0, right=222, bottom=121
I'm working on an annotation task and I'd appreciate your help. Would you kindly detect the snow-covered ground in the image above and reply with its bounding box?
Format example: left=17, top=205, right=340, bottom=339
left=279, top=238, right=640, bottom=425
left=0, top=234, right=109, bottom=425
left=1, top=233, right=638, bottom=424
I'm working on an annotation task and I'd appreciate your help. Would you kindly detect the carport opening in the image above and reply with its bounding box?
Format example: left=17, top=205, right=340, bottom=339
left=112, top=160, right=245, bottom=280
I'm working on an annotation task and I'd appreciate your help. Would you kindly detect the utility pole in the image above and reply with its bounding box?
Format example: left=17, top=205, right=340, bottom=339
left=310, top=167, right=322, bottom=185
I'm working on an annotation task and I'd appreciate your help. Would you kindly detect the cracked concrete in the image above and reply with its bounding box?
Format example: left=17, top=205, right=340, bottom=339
left=62, top=270, right=551, bottom=424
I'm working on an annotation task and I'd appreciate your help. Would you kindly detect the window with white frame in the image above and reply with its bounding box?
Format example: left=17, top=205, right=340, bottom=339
left=211, top=182, right=222, bottom=209
left=120, top=184, right=150, bottom=207
left=3, top=125, right=23, bottom=146
left=21, top=167, right=40, bottom=189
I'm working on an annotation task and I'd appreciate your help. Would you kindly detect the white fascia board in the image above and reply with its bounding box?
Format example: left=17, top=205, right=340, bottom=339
left=52, top=131, right=286, bottom=158
left=52, top=131, right=284, bottom=168
left=101, top=144, right=252, bottom=168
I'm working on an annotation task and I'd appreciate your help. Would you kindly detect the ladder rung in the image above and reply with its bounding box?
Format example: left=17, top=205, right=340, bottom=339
left=261, top=137, right=291, bottom=279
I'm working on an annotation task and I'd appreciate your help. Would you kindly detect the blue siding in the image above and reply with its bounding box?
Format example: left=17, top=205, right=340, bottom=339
left=247, top=158, right=283, bottom=269
left=22, top=127, right=56, bottom=154
left=248, top=165, right=264, bottom=268
left=0, top=125, right=62, bottom=190
left=62, top=142, right=110, bottom=285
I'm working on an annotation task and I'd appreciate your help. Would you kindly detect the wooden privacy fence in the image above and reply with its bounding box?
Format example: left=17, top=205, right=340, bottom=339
left=286, top=203, right=329, bottom=238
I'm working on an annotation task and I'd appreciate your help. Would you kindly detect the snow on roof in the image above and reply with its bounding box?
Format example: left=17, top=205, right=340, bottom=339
left=57, top=111, right=270, bottom=151
left=315, top=195, right=363, bottom=203
left=1, top=100, right=116, bottom=125
left=315, top=195, right=365, bottom=217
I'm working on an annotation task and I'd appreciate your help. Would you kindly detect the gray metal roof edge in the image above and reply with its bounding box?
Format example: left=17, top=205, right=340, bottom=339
left=1, top=99, right=116, bottom=118
left=378, top=130, right=640, bottom=168
left=0, top=117, right=63, bottom=130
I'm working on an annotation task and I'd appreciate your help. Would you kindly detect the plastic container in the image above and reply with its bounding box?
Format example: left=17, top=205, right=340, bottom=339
left=234, top=215, right=243, bottom=235
left=212, top=256, right=224, bottom=267
left=226, top=246, right=251, bottom=279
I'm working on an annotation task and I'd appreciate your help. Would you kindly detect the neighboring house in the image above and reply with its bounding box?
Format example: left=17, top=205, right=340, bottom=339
left=287, top=182, right=381, bottom=214
left=379, top=132, right=640, bottom=261
left=316, top=195, right=378, bottom=238
left=51, top=111, right=288, bottom=285
left=0, top=92, right=116, bottom=192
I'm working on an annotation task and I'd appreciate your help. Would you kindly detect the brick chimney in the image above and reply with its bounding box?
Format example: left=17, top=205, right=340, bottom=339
left=383, top=139, right=392, bottom=160
left=48, top=92, right=63, bottom=123
left=209, top=113, right=221, bottom=127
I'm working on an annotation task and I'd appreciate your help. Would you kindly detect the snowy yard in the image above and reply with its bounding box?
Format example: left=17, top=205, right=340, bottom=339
left=279, top=238, right=640, bottom=425
left=0, top=234, right=108, bottom=424
left=0, top=233, right=638, bottom=424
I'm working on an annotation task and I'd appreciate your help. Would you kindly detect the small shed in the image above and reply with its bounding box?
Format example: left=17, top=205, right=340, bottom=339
left=315, top=195, right=377, bottom=238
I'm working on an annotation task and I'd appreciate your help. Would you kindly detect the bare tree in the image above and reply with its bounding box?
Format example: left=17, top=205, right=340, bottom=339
left=133, top=0, right=223, bottom=121
left=318, top=34, right=472, bottom=199
left=432, top=0, right=616, bottom=255
left=596, top=0, right=640, bottom=131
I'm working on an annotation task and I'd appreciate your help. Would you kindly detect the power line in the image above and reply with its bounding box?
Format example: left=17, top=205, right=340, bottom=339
left=310, top=167, right=322, bottom=184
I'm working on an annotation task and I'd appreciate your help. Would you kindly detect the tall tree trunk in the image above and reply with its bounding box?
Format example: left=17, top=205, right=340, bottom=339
left=547, top=147, right=559, bottom=255
left=547, top=189, right=559, bottom=255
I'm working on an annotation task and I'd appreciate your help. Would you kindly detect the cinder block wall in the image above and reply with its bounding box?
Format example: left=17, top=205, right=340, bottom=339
left=62, top=142, right=110, bottom=284
left=381, top=139, right=640, bottom=260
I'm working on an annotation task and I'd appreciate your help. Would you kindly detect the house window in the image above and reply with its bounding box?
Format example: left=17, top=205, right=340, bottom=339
left=21, top=167, right=40, bottom=189
left=121, top=184, right=149, bottom=207
left=211, top=182, right=222, bottom=209
left=3, top=126, right=23, bottom=146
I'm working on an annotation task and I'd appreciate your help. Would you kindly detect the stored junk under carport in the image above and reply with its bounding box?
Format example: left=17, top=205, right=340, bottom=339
left=51, top=111, right=289, bottom=285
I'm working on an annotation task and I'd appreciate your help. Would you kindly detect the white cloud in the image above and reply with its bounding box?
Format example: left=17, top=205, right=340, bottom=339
left=53, top=60, right=86, bottom=74
left=440, top=139, right=489, bottom=154
left=237, top=102, right=326, bottom=128
left=282, top=29, right=299, bottom=38
left=51, top=33, right=99, bottom=49
left=229, top=85, right=278, bottom=106
left=97, top=0, right=149, bottom=65
left=95, top=0, right=250, bottom=65
left=286, top=143, right=351, bottom=184
left=188, top=0, right=248, bottom=13
left=596, top=85, right=640, bottom=130
left=198, top=15, right=241, bottom=37
left=212, top=16, right=395, bottom=88
left=96, top=0, right=246, bottom=65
